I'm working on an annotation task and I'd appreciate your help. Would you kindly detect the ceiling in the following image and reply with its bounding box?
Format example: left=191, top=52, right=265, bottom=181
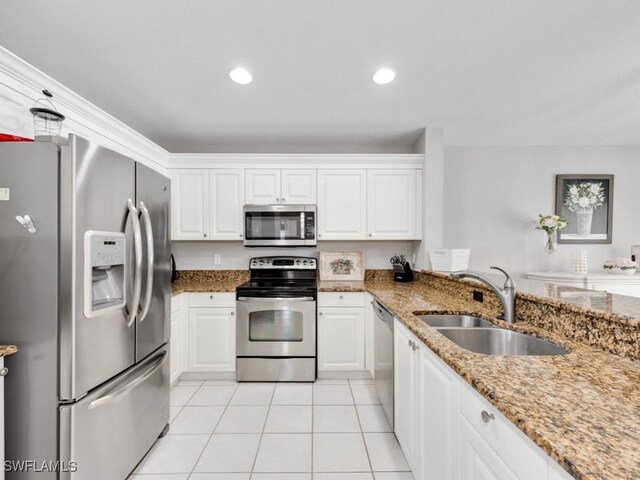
left=1, top=0, right=639, bottom=152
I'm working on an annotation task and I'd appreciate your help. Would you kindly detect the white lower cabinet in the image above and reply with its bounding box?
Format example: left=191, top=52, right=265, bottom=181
left=394, top=319, right=566, bottom=480
left=187, top=307, right=236, bottom=372
left=318, top=293, right=366, bottom=372
left=394, top=321, right=419, bottom=471
left=170, top=295, right=185, bottom=385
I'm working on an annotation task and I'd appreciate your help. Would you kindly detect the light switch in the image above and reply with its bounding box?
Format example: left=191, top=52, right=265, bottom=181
left=0, top=188, right=9, bottom=201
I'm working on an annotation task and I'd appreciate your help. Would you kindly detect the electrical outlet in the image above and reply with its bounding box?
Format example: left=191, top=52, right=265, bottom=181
left=214, top=254, right=221, bottom=265
left=473, top=290, right=484, bottom=303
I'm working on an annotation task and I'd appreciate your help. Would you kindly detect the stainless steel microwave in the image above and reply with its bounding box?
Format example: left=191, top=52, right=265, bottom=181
left=243, top=204, right=317, bottom=247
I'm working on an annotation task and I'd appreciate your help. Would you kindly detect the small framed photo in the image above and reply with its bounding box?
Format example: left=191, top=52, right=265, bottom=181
left=319, top=252, right=365, bottom=281
left=555, top=174, right=614, bottom=244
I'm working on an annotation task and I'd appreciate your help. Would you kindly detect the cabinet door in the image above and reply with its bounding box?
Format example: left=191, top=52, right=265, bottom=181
left=367, top=169, right=418, bottom=239
left=394, top=321, right=417, bottom=471
left=187, top=308, right=236, bottom=372
left=281, top=169, right=317, bottom=204
left=317, top=169, right=367, bottom=240
left=171, top=169, right=209, bottom=240
left=170, top=309, right=183, bottom=384
left=317, top=308, right=365, bottom=371
left=459, top=417, right=519, bottom=480
left=418, top=346, right=460, bottom=480
left=210, top=169, right=245, bottom=240
left=245, top=169, right=281, bottom=204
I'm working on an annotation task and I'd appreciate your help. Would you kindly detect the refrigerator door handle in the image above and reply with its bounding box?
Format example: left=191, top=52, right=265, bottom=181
left=87, top=350, right=167, bottom=410
left=138, top=201, right=154, bottom=322
left=127, top=199, right=143, bottom=327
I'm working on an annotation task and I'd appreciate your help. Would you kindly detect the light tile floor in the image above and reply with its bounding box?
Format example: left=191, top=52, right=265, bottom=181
left=129, top=379, right=413, bottom=480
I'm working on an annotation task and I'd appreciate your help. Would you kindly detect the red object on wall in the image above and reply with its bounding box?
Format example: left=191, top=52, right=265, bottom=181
left=0, top=133, right=33, bottom=142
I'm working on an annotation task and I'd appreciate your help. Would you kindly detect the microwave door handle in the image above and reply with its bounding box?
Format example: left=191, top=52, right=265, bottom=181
left=300, top=213, right=304, bottom=239
left=126, top=199, right=143, bottom=327
left=237, top=297, right=315, bottom=302
left=138, top=201, right=154, bottom=322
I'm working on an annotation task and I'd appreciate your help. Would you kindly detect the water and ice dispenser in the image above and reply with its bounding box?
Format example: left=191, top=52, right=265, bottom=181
left=84, top=231, right=126, bottom=318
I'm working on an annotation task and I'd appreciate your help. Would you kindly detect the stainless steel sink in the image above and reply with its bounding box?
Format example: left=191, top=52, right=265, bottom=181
left=416, top=314, right=496, bottom=329
left=436, top=328, right=569, bottom=356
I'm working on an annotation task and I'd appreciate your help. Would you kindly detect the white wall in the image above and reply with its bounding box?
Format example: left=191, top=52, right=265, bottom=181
left=444, top=146, right=640, bottom=277
left=172, top=240, right=415, bottom=270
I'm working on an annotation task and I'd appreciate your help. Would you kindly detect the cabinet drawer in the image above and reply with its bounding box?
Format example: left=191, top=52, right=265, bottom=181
left=318, top=292, right=365, bottom=307
left=460, top=382, right=547, bottom=480
left=188, top=292, right=236, bottom=308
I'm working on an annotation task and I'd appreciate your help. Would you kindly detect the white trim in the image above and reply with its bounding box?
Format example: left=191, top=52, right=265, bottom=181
left=0, top=46, right=169, bottom=173
left=168, top=153, right=425, bottom=169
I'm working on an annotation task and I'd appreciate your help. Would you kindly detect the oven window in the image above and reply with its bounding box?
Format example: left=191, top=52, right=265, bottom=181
left=245, top=212, right=303, bottom=240
left=249, top=310, right=304, bottom=342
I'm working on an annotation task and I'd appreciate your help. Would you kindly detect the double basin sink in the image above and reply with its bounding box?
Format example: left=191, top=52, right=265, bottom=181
left=416, top=314, right=568, bottom=356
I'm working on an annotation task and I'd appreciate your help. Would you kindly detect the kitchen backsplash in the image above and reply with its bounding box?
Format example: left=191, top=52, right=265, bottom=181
left=171, top=240, right=416, bottom=270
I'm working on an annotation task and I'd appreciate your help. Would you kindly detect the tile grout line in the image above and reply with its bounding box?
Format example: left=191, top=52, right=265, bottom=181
left=186, top=382, right=239, bottom=479
left=350, top=378, right=375, bottom=479
left=248, top=383, right=277, bottom=478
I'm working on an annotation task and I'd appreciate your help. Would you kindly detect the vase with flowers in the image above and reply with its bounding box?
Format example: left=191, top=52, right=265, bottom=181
left=564, top=182, right=605, bottom=237
left=603, top=258, right=638, bottom=275
left=536, top=214, right=568, bottom=254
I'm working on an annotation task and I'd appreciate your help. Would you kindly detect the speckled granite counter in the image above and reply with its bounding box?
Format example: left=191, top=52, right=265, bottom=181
left=324, top=275, right=640, bottom=480
left=171, top=270, right=249, bottom=295
left=0, top=345, right=17, bottom=356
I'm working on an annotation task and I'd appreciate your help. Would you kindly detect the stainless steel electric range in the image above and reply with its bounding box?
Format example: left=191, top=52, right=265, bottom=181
left=236, top=256, right=317, bottom=382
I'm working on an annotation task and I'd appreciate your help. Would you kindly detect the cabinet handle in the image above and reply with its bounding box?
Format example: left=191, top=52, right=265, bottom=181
left=281, top=198, right=286, bottom=203
left=0, top=367, right=8, bottom=376
left=339, top=295, right=344, bottom=299
left=481, top=411, right=495, bottom=423
left=412, top=343, right=419, bottom=351
left=408, top=339, right=413, bottom=348
left=319, top=311, right=324, bottom=316
left=276, top=198, right=280, bottom=203
left=239, top=233, right=243, bottom=238
left=203, top=233, right=207, bottom=238
left=368, top=233, right=372, bottom=237
left=210, top=295, right=214, bottom=300
left=230, top=311, right=234, bottom=316
left=318, top=234, right=322, bottom=238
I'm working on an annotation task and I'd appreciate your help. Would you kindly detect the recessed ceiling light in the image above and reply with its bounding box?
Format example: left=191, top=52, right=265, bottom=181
left=372, top=68, right=396, bottom=85
left=229, top=68, right=253, bottom=85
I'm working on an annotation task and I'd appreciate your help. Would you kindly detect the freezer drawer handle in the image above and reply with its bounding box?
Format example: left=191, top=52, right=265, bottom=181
left=138, top=201, right=154, bottom=322
left=237, top=297, right=315, bottom=302
left=88, top=351, right=167, bottom=410
left=126, top=199, right=143, bottom=327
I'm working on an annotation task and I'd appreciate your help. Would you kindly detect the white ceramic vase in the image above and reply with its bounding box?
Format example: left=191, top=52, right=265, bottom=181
left=576, top=208, right=594, bottom=236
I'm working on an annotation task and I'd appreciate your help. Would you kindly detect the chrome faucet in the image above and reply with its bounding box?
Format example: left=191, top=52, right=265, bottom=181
left=450, top=267, right=516, bottom=324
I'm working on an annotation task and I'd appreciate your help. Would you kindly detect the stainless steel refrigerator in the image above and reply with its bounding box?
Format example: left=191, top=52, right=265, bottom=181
left=0, top=135, right=171, bottom=479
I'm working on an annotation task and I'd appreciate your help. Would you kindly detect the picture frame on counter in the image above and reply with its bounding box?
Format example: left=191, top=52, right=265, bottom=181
left=555, top=174, right=614, bottom=245
left=319, top=251, right=365, bottom=281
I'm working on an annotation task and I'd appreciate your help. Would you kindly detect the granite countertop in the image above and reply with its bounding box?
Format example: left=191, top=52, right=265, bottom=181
left=173, top=269, right=640, bottom=479
left=357, top=279, right=639, bottom=480
left=0, top=345, right=17, bottom=357
left=171, top=270, right=249, bottom=295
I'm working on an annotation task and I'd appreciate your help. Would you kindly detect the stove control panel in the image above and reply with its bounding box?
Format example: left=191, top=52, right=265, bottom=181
left=250, top=256, right=317, bottom=270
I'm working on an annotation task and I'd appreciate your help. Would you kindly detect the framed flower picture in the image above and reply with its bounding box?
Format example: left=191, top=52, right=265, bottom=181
left=555, top=174, right=614, bottom=244
left=319, top=252, right=365, bottom=281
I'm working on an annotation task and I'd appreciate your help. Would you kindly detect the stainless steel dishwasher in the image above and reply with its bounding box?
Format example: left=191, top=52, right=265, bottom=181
left=373, top=300, right=394, bottom=428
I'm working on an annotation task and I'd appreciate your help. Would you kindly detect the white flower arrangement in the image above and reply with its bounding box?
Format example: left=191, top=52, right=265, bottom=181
left=565, top=182, right=605, bottom=212
left=603, top=258, right=638, bottom=270
left=535, top=214, right=568, bottom=233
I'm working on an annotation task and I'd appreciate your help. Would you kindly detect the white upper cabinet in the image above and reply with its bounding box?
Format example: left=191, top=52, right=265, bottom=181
left=245, top=169, right=281, bottom=204
left=281, top=169, right=317, bottom=204
left=171, top=169, right=209, bottom=240
left=209, top=169, right=245, bottom=240
left=245, top=168, right=316, bottom=204
left=317, top=169, right=367, bottom=240
left=367, top=169, right=420, bottom=239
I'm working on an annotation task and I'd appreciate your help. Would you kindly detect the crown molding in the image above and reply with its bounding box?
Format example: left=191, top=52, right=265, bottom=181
left=0, top=46, right=169, bottom=172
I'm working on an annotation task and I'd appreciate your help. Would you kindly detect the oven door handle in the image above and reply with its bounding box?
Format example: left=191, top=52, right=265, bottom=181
left=237, top=296, right=315, bottom=302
